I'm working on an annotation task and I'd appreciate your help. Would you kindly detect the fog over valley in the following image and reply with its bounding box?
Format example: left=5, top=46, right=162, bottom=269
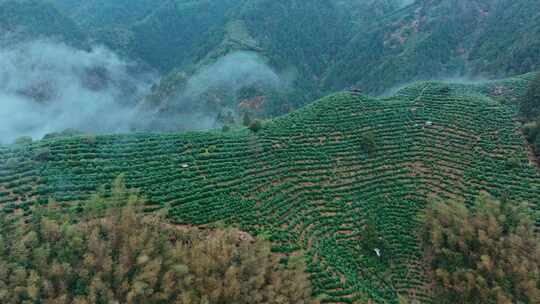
left=0, top=39, right=157, bottom=143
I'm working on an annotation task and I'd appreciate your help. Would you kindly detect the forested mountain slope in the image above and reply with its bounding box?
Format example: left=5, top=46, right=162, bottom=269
left=0, top=0, right=87, bottom=47
left=325, top=0, right=540, bottom=94
left=43, top=1, right=441, bottom=115
left=51, top=0, right=246, bottom=72
left=120, top=0, right=540, bottom=117
left=1, top=74, right=539, bottom=303
left=126, top=0, right=431, bottom=117
left=4, top=0, right=539, bottom=123
left=468, top=0, right=540, bottom=75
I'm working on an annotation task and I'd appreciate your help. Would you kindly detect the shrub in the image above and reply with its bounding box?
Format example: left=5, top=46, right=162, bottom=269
left=360, top=131, right=376, bottom=154
left=60, top=128, right=84, bottom=137
left=249, top=120, right=263, bottom=133
left=42, top=132, right=61, bottom=140
left=523, top=117, right=540, bottom=159
left=506, top=154, right=522, bottom=169
left=33, top=147, right=50, bottom=161
left=242, top=112, right=252, bottom=127
left=82, top=135, right=97, bottom=145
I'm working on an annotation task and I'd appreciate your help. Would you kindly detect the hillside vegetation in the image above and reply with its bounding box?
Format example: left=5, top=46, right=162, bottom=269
left=1, top=75, right=539, bottom=303
left=0, top=0, right=87, bottom=47
left=521, top=73, right=540, bottom=159
left=421, top=195, right=539, bottom=303
left=0, top=177, right=315, bottom=304
left=2, top=0, right=539, bottom=125
left=326, top=0, right=540, bottom=94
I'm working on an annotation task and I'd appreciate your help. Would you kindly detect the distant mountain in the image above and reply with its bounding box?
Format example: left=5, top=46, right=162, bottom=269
left=46, top=1, right=406, bottom=99
left=50, top=0, right=245, bottom=72
left=325, top=0, right=540, bottom=94
left=0, top=0, right=87, bottom=47
left=6, top=0, right=540, bottom=126
left=468, top=0, right=540, bottom=76
left=133, top=0, right=408, bottom=120
left=125, top=0, right=540, bottom=118
left=42, top=1, right=540, bottom=85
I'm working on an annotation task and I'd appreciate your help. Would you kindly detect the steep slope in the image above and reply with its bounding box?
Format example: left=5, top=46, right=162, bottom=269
left=235, top=0, right=359, bottom=94
left=325, top=0, right=540, bottom=94
left=0, top=0, right=87, bottom=47
left=50, top=0, right=409, bottom=116
left=18, top=0, right=540, bottom=121
left=51, top=0, right=246, bottom=72
left=127, top=0, right=245, bottom=72
left=137, top=0, right=407, bottom=120
left=50, top=0, right=402, bottom=74
left=1, top=75, right=539, bottom=303
left=130, top=0, right=540, bottom=119
left=469, top=0, right=540, bottom=75
left=325, top=0, right=490, bottom=93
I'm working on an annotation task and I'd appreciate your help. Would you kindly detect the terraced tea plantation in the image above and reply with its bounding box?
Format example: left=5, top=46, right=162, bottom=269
left=1, top=75, right=539, bottom=303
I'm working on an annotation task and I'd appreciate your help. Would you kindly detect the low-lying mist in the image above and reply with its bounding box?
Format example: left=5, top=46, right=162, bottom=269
left=184, top=51, right=287, bottom=98
left=147, top=51, right=293, bottom=131
left=0, top=40, right=290, bottom=144
left=379, top=73, right=491, bottom=97
left=0, top=39, right=157, bottom=144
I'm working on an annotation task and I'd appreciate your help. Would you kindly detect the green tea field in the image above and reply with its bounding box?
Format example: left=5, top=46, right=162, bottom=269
left=1, top=74, right=539, bottom=303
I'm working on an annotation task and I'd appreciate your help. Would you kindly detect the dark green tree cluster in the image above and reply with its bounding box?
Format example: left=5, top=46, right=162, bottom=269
left=521, top=73, right=540, bottom=119
left=359, top=131, right=376, bottom=155
left=0, top=177, right=317, bottom=304
left=241, top=112, right=263, bottom=133
left=521, top=73, right=540, bottom=158
left=420, top=194, right=539, bottom=303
